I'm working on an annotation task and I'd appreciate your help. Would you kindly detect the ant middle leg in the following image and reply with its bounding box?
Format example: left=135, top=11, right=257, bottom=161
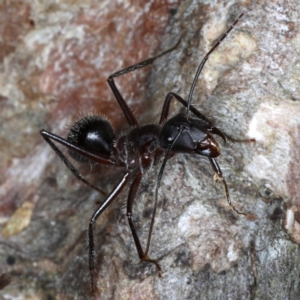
left=127, top=171, right=162, bottom=276
left=107, top=39, right=181, bottom=127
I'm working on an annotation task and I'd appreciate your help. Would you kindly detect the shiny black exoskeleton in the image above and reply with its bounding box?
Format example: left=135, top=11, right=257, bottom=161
left=160, top=114, right=221, bottom=157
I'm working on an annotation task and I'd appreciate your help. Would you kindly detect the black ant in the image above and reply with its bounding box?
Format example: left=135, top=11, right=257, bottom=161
left=41, top=12, right=250, bottom=294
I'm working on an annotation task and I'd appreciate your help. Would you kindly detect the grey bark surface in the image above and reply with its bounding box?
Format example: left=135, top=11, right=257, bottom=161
left=1, top=0, right=300, bottom=300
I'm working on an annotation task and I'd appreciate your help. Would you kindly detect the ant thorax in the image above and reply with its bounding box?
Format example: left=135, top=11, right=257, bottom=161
left=115, top=124, right=161, bottom=172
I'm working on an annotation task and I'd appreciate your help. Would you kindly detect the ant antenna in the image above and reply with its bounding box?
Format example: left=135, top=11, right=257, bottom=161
left=145, top=126, right=184, bottom=255
left=186, top=12, right=244, bottom=119
left=145, top=13, right=246, bottom=253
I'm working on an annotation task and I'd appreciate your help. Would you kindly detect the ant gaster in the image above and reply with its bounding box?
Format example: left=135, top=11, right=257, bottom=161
left=41, top=12, right=249, bottom=294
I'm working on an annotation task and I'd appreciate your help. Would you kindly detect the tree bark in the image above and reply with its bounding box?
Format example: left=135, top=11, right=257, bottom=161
left=1, top=1, right=300, bottom=299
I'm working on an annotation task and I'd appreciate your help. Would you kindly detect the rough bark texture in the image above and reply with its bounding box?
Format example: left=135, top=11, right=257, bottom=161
left=1, top=0, right=300, bottom=300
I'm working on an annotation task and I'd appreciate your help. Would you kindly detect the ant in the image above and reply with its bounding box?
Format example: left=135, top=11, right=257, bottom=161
left=41, top=12, right=250, bottom=294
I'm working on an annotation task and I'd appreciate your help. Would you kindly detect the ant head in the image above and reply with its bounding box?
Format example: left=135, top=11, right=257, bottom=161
left=160, top=114, right=220, bottom=158
left=67, top=115, right=115, bottom=163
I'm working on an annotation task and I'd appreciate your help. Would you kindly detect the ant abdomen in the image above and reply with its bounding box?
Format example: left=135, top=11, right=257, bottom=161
left=67, top=115, right=115, bottom=163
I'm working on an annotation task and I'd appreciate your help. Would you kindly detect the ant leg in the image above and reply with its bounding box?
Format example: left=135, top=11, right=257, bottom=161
left=88, top=172, right=129, bottom=294
left=209, top=157, right=246, bottom=216
left=40, top=129, right=115, bottom=195
left=107, top=75, right=139, bottom=127
left=160, top=92, right=226, bottom=142
left=160, top=93, right=210, bottom=125
left=107, top=39, right=181, bottom=127
left=127, top=171, right=162, bottom=276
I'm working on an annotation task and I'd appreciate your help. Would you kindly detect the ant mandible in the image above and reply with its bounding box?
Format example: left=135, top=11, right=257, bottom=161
left=41, top=12, right=248, bottom=294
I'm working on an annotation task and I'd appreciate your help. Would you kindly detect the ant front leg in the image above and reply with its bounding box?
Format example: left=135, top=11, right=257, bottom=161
left=88, top=172, right=129, bottom=295
left=107, top=40, right=180, bottom=127
left=160, top=92, right=226, bottom=142
left=127, top=171, right=162, bottom=276
left=160, top=92, right=255, bottom=144
left=209, top=157, right=246, bottom=216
